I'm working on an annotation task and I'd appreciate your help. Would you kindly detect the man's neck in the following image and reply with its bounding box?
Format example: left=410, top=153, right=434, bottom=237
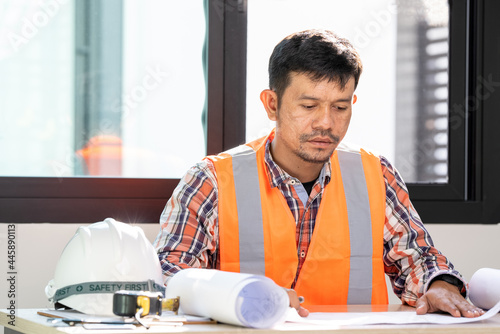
left=269, top=141, right=324, bottom=183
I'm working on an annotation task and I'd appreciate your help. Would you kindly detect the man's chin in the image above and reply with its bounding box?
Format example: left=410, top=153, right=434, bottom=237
left=296, top=151, right=332, bottom=164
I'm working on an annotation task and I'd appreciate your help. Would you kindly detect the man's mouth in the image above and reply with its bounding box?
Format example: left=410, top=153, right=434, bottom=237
left=300, top=132, right=340, bottom=148
left=307, top=137, right=337, bottom=148
left=309, top=137, right=334, bottom=144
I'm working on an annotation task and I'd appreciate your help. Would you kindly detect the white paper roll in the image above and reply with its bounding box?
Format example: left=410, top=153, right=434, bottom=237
left=469, top=268, right=500, bottom=310
left=164, top=269, right=289, bottom=328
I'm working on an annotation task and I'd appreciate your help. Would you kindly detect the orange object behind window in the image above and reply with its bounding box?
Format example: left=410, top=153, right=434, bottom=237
left=77, top=135, right=122, bottom=176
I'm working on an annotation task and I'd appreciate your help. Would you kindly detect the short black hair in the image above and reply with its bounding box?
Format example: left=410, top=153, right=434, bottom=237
left=268, top=29, right=363, bottom=104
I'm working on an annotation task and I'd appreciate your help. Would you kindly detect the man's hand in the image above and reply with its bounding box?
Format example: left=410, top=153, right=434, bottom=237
left=285, top=289, right=309, bottom=317
left=416, top=280, right=485, bottom=317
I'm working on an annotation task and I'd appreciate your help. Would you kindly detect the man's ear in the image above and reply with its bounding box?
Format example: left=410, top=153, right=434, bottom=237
left=353, top=94, right=357, bottom=104
left=260, top=89, right=278, bottom=121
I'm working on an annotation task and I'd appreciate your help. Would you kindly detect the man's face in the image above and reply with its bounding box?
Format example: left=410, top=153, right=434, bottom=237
left=269, top=72, right=355, bottom=166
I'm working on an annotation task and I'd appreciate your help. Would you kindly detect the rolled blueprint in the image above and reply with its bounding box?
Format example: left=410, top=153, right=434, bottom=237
left=469, top=267, right=500, bottom=309
left=164, top=269, right=289, bottom=328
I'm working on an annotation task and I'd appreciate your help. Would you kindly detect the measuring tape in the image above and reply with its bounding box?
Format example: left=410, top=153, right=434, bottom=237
left=113, top=290, right=180, bottom=328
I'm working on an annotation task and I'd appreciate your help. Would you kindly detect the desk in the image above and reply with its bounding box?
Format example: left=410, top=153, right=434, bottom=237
left=2, top=306, right=500, bottom=334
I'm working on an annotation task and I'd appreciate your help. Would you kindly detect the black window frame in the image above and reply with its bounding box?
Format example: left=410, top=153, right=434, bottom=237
left=1, top=0, right=499, bottom=225
left=409, top=0, right=500, bottom=224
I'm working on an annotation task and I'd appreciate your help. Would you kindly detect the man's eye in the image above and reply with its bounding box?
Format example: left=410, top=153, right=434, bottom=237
left=302, top=105, right=315, bottom=109
left=336, top=106, right=348, bottom=111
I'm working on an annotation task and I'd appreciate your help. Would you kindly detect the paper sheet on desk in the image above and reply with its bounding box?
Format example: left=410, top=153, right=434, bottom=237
left=38, top=309, right=185, bottom=326
left=282, top=299, right=500, bottom=327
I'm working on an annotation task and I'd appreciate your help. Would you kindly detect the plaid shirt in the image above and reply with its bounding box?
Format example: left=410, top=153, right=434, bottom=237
left=154, top=138, right=466, bottom=306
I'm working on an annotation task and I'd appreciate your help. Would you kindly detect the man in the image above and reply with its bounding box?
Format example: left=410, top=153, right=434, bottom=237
left=154, top=29, right=483, bottom=318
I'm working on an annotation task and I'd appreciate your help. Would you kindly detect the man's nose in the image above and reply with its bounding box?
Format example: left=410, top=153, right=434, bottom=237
left=312, top=106, right=334, bottom=129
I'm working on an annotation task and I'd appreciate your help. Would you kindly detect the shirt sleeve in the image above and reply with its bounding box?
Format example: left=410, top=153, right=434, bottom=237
left=380, top=156, right=467, bottom=306
left=153, top=159, right=219, bottom=284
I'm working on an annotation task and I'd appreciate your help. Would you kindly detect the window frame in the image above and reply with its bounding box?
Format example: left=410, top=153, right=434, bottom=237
left=0, top=0, right=247, bottom=224
left=1, top=0, right=500, bottom=225
left=408, top=0, right=500, bottom=224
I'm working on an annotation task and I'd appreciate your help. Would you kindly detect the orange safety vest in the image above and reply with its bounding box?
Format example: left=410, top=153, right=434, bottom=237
left=206, top=130, right=388, bottom=306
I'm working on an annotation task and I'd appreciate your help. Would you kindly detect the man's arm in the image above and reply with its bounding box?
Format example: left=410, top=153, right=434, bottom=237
left=153, top=160, right=219, bottom=283
left=380, top=156, right=483, bottom=317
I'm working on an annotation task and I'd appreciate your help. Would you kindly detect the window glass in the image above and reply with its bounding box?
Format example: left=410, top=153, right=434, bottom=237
left=0, top=0, right=75, bottom=177
left=0, top=0, right=206, bottom=178
left=246, top=0, right=449, bottom=183
left=120, top=0, right=206, bottom=178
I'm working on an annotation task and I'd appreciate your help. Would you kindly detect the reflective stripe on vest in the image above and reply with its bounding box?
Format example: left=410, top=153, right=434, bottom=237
left=337, top=150, right=373, bottom=304
left=228, top=145, right=266, bottom=275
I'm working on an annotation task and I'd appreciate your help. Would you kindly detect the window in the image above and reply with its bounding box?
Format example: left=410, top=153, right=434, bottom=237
left=1, top=0, right=206, bottom=178
left=0, top=0, right=245, bottom=223
left=1, top=0, right=500, bottom=224
left=246, top=0, right=450, bottom=184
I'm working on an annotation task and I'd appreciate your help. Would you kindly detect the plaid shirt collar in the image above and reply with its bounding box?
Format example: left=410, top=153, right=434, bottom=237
left=263, top=136, right=332, bottom=189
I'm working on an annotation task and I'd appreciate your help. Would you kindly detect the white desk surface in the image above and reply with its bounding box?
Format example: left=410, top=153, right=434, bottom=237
left=2, top=305, right=500, bottom=334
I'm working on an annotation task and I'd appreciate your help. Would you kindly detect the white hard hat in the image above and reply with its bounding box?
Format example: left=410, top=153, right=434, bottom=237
left=45, top=218, right=165, bottom=316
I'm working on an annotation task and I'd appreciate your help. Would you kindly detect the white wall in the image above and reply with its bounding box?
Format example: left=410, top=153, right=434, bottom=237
left=1, top=221, right=499, bottom=319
